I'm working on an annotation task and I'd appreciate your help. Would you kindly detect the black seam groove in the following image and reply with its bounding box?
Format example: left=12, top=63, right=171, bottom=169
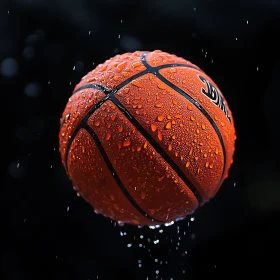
left=73, top=69, right=149, bottom=95
left=141, top=52, right=226, bottom=183
left=73, top=83, right=110, bottom=94
left=83, top=124, right=163, bottom=223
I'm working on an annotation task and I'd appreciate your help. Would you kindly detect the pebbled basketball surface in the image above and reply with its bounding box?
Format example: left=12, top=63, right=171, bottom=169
left=59, top=50, right=236, bottom=226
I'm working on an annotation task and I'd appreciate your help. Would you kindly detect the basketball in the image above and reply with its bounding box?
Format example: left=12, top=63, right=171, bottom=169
left=59, top=50, right=236, bottom=226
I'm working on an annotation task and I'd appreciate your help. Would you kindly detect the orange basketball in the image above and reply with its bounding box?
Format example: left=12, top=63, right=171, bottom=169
left=59, top=50, right=236, bottom=226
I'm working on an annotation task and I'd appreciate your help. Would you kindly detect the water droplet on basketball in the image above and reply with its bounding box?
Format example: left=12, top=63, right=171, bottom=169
left=131, top=80, right=142, bottom=88
left=105, top=133, right=111, bottom=141
left=151, top=123, right=157, bottom=132
left=111, top=114, right=117, bottom=121
left=158, top=84, right=166, bottom=90
left=123, top=139, right=131, bottom=147
left=132, top=61, right=141, bottom=68
left=187, top=104, right=194, bottom=110
left=165, top=122, right=172, bottom=129
left=157, top=130, right=163, bottom=141
left=116, top=61, right=126, bottom=72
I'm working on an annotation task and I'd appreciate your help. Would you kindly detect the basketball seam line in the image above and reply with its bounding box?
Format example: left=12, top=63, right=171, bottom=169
left=82, top=124, right=163, bottom=223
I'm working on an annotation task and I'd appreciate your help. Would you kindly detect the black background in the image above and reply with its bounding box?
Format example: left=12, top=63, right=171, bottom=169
left=2, top=0, right=280, bottom=279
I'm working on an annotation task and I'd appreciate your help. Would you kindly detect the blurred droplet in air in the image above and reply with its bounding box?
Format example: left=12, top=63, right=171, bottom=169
left=73, top=61, right=84, bottom=72
left=120, top=36, right=142, bottom=51
left=25, top=34, right=37, bottom=45
left=8, top=161, right=25, bottom=178
left=16, top=126, right=30, bottom=141
left=24, top=82, right=41, bottom=97
left=23, top=47, right=35, bottom=59
left=1, top=58, right=18, bottom=78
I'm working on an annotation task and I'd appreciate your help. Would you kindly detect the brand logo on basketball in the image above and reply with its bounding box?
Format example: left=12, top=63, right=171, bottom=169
left=198, top=75, right=231, bottom=123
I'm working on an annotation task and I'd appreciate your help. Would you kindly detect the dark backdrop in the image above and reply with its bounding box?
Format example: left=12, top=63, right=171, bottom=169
left=2, top=0, right=280, bottom=279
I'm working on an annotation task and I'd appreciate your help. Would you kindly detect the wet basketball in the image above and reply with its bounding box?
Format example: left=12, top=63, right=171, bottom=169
left=59, top=50, right=236, bottom=226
